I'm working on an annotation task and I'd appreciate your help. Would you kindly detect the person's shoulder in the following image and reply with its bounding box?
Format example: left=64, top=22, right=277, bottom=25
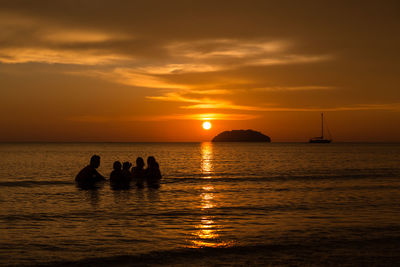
left=76, top=165, right=90, bottom=180
left=81, top=165, right=92, bottom=171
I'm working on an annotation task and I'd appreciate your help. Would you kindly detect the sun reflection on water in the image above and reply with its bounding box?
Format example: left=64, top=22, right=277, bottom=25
left=201, top=142, right=213, bottom=179
left=201, top=191, right=215, bottom=209
left=188, top=142, right=235, bottom=248
left=190, top=215, right=235, bottom=248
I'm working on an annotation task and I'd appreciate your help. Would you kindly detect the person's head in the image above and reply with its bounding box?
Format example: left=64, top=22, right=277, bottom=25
left=113, top=161, right=122, bottom=171
left=122, top=161, right=132, bottom=170
left=147, top=156, right=157, bottom=168
left=90, top=155, right=101, bottom=168
left=136, top=157, right=144, bottom=169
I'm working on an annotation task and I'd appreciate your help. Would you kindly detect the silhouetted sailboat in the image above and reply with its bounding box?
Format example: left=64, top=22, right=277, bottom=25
left=309, top=113, right=332, bottom=143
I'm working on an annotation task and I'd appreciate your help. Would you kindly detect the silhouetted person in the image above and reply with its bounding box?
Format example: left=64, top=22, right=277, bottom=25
left=110, top=161, right=122, bottom=182
left=122, top=161, right=133, bottom=181
left=75, top=155, right=105, bottom=188
left=132, top=157, right=146, bottom=188
left=145, top=156, right=162, bottom=188
left=110, top=161, right=131, bottom=190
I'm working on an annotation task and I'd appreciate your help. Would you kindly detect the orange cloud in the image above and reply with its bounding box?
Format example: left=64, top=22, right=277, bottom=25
left=167, top=39, right=288, bottom=58
left=42, top=30, right=128, bottom=44
left=147, top=92, right=269, bottom=111
left=0, top=48, right=125, bottom=65
left=68, top=113, right=259, bottom=122
left=253, top=86, right=334, bottom=91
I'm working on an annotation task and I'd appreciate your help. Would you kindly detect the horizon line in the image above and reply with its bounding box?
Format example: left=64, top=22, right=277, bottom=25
left=1, top=141, right=400, bottom=144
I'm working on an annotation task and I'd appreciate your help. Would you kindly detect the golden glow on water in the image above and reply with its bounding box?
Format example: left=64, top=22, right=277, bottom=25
left=200, top=142, right=215, bottom=209
left=202, top=185, right=214, bottom=191
left=189, top=142, right=235, bottom=248
left=200, top=218, right=214, bottom=228
left=190, top=216, right=232, bottom=248
left=201, top=192, right=215, bottom=209
left=201, top=192, right=213, bottom=200
left=201, top=142, right=213, bottom=179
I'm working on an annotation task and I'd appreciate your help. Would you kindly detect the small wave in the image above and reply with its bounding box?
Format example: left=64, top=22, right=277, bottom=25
left=0, top=180, right=73, bottom=187
left=33, top=236, right=400, bottom=267
left=163, top=171, right=400, bottom=183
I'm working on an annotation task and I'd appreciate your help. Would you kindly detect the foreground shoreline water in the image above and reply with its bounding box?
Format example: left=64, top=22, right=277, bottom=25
left=1, top=143, right=399, bottom=266
left=35, top=238, right=400, bottom=267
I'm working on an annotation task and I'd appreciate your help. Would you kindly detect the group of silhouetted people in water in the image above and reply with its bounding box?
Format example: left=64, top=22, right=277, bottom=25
left=75, top=155, right=161, bottom=189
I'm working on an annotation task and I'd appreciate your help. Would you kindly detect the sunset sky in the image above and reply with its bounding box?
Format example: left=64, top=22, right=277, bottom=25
left=0, top=1, right=399, bottom=142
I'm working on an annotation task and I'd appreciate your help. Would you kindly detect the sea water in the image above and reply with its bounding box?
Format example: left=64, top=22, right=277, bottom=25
left=0, top=142, right=399, bottom=266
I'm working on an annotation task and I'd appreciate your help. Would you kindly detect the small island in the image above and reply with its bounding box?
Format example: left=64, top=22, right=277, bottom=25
left=212, top=129, right=271, bottom=142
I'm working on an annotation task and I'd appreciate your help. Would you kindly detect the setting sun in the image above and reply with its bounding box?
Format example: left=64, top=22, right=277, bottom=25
left=202, top=121, right=212, bottom=130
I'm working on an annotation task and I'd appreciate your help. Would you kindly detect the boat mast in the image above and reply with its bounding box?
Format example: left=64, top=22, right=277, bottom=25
left=321, top=113, right=324, bottom=139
